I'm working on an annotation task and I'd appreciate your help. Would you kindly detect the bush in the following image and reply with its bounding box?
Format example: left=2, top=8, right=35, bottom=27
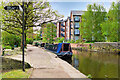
left=2, top=31, right=21, bottom=48
left=67, top=40, right=71, bottom=43
left=75, top=39, right=82, bottom=43
left=85, top=41, right=95, bottom=43
left=26, top=38, right=33, bottom=44
left=2, top=45, right=11, bottom=49
left=56, top=37, right=65, bottom=43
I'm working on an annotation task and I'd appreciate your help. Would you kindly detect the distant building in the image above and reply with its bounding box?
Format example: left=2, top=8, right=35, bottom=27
left=70, top=10, right=84, bottom=41
left=57, top=10, right=84, bottom=41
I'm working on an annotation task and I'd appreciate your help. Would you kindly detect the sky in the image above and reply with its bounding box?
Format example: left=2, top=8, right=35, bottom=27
left=49, top=1, right=117, bottom=19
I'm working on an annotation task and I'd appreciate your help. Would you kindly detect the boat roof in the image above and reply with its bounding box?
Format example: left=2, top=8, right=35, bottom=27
left=56, top=43, right=70, bottom=53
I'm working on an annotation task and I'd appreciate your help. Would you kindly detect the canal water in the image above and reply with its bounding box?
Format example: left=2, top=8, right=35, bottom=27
left=70, top=49, right=119, bottom=78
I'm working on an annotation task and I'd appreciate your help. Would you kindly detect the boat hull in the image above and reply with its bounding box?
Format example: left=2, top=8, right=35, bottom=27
left=57, top=51, right=72, bottom=59
left=58, top=54, right=72, bottom=59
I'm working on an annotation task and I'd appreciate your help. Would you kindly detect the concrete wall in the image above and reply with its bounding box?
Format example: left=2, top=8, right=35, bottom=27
left=71, top=42, right=120, bottom=52
left=93, top=42, right=120, bottom=49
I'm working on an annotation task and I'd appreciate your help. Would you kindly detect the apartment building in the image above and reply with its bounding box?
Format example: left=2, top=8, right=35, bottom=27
left=57, top=10, right=84, bottom=41
left=70, top=10, right=84, bottom=41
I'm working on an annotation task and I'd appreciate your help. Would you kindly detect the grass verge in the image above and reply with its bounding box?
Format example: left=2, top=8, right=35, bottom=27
left=1, top=68, right=32, bottom=78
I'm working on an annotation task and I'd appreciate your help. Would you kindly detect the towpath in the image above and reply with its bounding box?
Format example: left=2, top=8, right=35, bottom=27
left=6, top=44, right=87, bottom=78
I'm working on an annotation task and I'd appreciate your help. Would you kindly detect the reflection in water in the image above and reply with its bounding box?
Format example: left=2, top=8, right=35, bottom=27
left=73, top=57, right=79, bottom=69
left=71, top=50, right=119, bottom=78
left=61, top=57, right=72, bottom=64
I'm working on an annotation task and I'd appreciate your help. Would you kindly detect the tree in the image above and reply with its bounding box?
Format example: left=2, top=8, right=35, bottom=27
left=101, top=2, right=119, bottom=42
left=80, top=3, right=106, bottom=42
left=2, top=31, right=21, bottom=48
left=1, top=1, right=63, bottom=47
left=42, top=23, right=56, bottom=44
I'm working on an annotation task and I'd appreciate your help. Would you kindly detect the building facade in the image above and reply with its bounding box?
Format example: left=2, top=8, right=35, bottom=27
left=57, top=10, right=84, bottom=41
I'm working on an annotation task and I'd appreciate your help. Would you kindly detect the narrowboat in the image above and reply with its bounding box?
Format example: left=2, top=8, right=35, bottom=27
left=56, top=43, right=73, bottom=58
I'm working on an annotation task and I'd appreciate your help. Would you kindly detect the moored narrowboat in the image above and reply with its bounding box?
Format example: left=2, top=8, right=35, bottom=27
left=56, top=43, right=72, bottom=58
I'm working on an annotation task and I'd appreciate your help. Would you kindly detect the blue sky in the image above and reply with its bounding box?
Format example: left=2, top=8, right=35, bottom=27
left=49, top=1, right=116, bottom=19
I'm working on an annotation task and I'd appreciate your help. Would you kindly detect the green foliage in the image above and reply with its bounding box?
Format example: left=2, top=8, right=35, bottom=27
left=87, top=74, right=92, bottom=78
left=0, top=1, right=63, bottom=47
left=42, top=23, right=56, bottom=44
left=34, top=33, right=41, bottom=41
left=80, top=3, right=106, bottom=42
left=56, top=37, right=65, bottom=43
left=1, top=1, right=62, bottom=35
left=75, top=39, right=82, bottom=43
left=85, top=41, right=95, bottom=43
left=100, top=2, right=118, bottom=42
left=2, top=69, right=31, bottom=78
left=67, top=40, right=75, bottom=43
left=26, top=38, right=33, bottom=44
left=66, top=40, right=71, bottom=43
left=2, top=31, right=21, bottom=48
left=2, top=45, right=11, bottom=49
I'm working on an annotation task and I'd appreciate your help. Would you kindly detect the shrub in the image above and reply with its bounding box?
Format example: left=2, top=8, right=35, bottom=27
left=2, top=45, right=11, bottom=49
left=2, top=31, right=21, bottom=48
left=56, top=37, right=65, bottom=43
left=26, top=38, right=33, bottom=44
left=75, top=39, right=83, bottom=43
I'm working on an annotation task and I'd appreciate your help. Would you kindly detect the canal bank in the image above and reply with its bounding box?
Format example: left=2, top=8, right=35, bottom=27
left=71, top=42, right=120, bottom=53
left=6, top=44, right=87, bottom=78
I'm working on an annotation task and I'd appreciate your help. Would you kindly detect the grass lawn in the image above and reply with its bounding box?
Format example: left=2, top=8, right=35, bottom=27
left=1, top=69, right=32, bottom=78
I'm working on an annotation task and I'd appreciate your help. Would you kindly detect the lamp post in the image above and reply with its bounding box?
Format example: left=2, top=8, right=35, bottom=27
left=22, top=1, right=25, bottom=72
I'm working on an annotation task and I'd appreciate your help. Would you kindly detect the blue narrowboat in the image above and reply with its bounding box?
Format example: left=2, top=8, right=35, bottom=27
left=56, top=43, right=73, bottom=58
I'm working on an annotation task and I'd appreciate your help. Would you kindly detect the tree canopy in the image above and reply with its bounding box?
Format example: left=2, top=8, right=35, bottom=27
left=101, top=2, right=119, bottom=42
left=42, top=22, right=56, bottom=44
left=80, top=3, right=107, bottom=42
left=1, top=1, right=63, bottom=35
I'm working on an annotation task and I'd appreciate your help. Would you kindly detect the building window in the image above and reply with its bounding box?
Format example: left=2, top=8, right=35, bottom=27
left=75, top=16, right=80, bottom=21
left=75, top=22, right=79, bottom=28
left=74, top=29, right=80, bottom=34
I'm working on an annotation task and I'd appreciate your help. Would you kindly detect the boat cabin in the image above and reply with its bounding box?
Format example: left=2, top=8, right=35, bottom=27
left=56, top=43, right=72, bottom=53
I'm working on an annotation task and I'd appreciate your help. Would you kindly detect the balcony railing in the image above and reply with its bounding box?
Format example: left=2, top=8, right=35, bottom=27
left=61, top=33, right=65, bottom=37
left=74, top=30, right=80, bottom=36
left=74, top=25, right=79, bottom=29
left=61, top=28, right=65, bottom=32
left=74, top=33, right=80, bottom=36
left=61, top=23, right=65, bottom=27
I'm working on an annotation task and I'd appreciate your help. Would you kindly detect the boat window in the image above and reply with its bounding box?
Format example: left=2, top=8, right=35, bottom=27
left=63, top=44, right=69, bottom=51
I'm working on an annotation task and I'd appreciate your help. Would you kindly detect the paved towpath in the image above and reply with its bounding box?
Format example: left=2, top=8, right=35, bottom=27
left=7, top=44, right=87, bottom=78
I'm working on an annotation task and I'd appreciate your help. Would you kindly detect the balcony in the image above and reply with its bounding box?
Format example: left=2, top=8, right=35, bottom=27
left=74, top=16, right=80, bottom=22
left=74, top=22, right=80, bottom=29
left=61, top=28, right=65, bottom=32
left=61, top=33, right=65, bottom=37
left=74, top=33, right=80, bottom=36
left=74, top=25, right=79, bottom=29
left=74, top=18, right=80, bottom=22
left=74, top=29, right=80, bottom=36
left=61, top=23, right=65, bottom=27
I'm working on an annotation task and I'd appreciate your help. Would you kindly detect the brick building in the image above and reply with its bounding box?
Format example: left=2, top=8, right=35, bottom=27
left=57, top=10, right=84, bottom=41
